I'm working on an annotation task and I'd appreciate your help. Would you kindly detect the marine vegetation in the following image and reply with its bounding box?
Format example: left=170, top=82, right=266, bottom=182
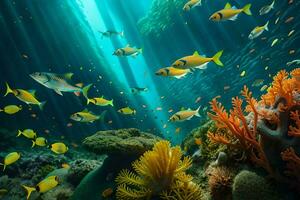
left=115, top=140, right=202, bottom=200
left=207, top=68, right=300, bottom=186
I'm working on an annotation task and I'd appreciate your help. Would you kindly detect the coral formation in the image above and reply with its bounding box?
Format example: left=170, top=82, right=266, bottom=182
left=83, top=128, right=162, bottom=156
left=115, top=140, right=202, bottom=200
left=232, top=170, right=280, bottom=200
left=207, top=69, right=300, bottom=185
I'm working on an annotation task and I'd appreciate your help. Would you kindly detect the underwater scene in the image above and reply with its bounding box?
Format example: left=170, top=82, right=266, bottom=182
left=0, top=0, right=300, bottom=199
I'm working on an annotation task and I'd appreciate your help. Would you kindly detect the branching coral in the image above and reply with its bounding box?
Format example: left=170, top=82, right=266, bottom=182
left=281, top=147, right=300, bottom=181
left=207, top=68, right=300, bottom=181
left=115, top=140, right=202, bottom=200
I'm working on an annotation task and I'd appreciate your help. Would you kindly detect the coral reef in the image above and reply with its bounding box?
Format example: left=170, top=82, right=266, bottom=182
left=207, top=69, right=300, bottom=186
left=232, top=170, right=280, bottom=200
left=83, top=128, right=162, bottom=156
left=137, top=0, right=185, bottom=37
left=115, top=140, right=202, bottom=199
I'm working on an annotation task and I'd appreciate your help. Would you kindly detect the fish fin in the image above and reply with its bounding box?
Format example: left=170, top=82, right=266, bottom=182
left=98, top=110, right=107, bottom=123
left=22, top=185, right=36, bottom=200
left=242, top=4, right=252, bottom=15
left=174, top=74, right=187, bottom=79
left=63, top=73, right=74, bottom=80
left=87, top=98, right=91, bottom=105
left=224, top=2, right=231, bottom=9
left=120, top=31, right=124, bottom=37
left=54, top=90, right=63, bottom=96
left=195, top=63, right=208, bottom=69
left=270, top=0, right=275, bottom=8
left=193, top=51, right=200, bottom=56
left=31, top=140, right=36, bottom=148
left=0, top=109, right=3, bottom=112
left=39, top=101, right=46, bottom=110
left=138, top=48, right=143, bottom=54
left=82, top=84, right=92, bottom=100
left=133, top=110, right=136, bottom=115
left=2, top=164, right=6, bottom=171
left=82, top=108, right=89, bottom=113
left=212, top=50, right=224, bottom=67
left=17, top=130, right=22, bottom=137
left=264, top=21, right=269, bottom=31
left=231, top=5, right=238, bottom=9
left=75, top=83, right=83, bottom=88
left=195, top=105, right=201, bottom=117
left=228, top=14, right=238, bottom=21
left=193, top=0, right=202, bottom=7
left=4, top=82, right=14, bottom=96
left=28, top=90, right=37, bottom=96
left=109, top=100, right=114, bottom=107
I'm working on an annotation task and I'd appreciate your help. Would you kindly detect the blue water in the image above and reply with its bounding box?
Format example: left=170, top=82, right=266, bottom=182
left=0, top=0, right=299, bottom=145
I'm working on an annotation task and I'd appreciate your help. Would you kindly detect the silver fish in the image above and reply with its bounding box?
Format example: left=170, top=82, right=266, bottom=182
left=30, top=72, right=91, bottom=96
left=259, top=0, right=275, bottom=15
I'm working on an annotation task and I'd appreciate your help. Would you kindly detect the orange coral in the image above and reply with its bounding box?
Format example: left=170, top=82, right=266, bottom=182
left=281, top=148, right=300, bottom=180
left=288, top=110, right=300, bottom=137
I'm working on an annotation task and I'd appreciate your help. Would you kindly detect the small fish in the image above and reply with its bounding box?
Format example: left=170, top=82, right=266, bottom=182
left=71, top=142, right=79, bottom=148
left=224, top=85, right=230, bottom=90
left=156, top=107, right=162, bottom=111
left=61, top=163, right=70, bottom=169
left=240, top=70, right=246, bottom=77
left=163, top=124, right=167, bottom=129
left=118, top=107, right=136, bottom=115
left=275, top=17, right=279, bottom=24
left=288, top=30, right=295, bottom=37
left=0, top=105, right=22, bottom=115
left=22, top=54, right=29, bottom=59
left=31, top=113, right=37, bottom=118
left=209, top=3, right=252, bottom=21
left=183, top=0, right=202, bottom=11
left=249, top=49, right=255, bottom=54
left=17, top=129, right=37, bottom=139
left=66, top=123, right=73, bottom=127
left=171, top=50, right=224, bottom=69
left=260, top=85, right=268, bottom=91
left=285, top=17, right=294, bottom=23
left=195, top=96, right=202, bottom=103
left=271, top=38, right=278, bottom=47
left=113, top=44, right=142, bottom=57
left=265, top=66, right=269, bottom=70
left=131, top=87, right=148, bottom=95
left=102, top=188, right=113, bottom=198
left=22, top=176, right=59, bottom=200
left=44, top=129, right=50, bottom=134
left=289, top=50, right=295, bottom=55
left=169, top=106, right=201, bottom=122
left=4, top=83, right=46, bottom=110
left=252, top=79, right=264, bottom=87
left=249, top=21, right=269, bottom=40
left=30, top=72, right=91, bottom=97
left=259, top=0, right=275, bottom=15
left=287, top=59, right=300, bottom=66
left=49, top=142, right=68, bottom=154
left=175, top=127, right=181, bottom=133
left=0, top=152, right=20, bottom=171
left=71, top=109, right=107, bottom=123
left=32, top=137, right=47, bottom=148
left=155, top=67, right=191, bottom=79
left=87, top=97, right=114, bottom=107
left=195, top=138, right=202, bottom=145
left=168, top=109, right=173, bottom=113
left=99, top=30, right=124, bottom=38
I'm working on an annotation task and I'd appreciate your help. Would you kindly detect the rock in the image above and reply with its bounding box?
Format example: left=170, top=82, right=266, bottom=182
left=83, top=128, right=162, bottom=156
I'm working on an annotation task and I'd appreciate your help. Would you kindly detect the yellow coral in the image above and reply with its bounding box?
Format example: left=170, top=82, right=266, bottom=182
left=115, top=140, right=201, bottom=200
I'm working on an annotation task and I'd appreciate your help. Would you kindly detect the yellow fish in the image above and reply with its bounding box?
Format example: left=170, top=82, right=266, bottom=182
left=171, top=50, right=224, bottom=70
left=22, top=176, right=59, bottom=200
left=4, top=83, right=46, bottom=110
left=32, top=137, right=47, bottom=147
left=0, top=152, right=20, bottom=171
left=87, top=97, right=114, bottom=107
left=70, top=109, right=107, bottom=123
left=155, top=67, right=191, bottom=79
left=210, top=3, right=252, bottom=21
left=249, top=21, right=269, bottom=39
left=118, top=107, right=136, bottom=115
left=183, top=0, right=202, bottom=11
left=17, top=129, right=37, bottom=139
left=113, top=44, right=142, bottom=57
left=49, top=142, right=68, bottom=154
left=0, top=105, right=22, bottom=115
left=169, top=106, right=201, bottom=122
left=195, top=138, right=202, bottom=145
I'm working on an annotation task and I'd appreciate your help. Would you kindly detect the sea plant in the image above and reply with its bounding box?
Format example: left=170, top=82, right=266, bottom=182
left=115, top=140, right=202, bottom=200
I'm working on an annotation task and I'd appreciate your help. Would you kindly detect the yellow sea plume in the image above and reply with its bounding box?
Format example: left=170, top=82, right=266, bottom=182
left=115, top=140, right=202, bottom=200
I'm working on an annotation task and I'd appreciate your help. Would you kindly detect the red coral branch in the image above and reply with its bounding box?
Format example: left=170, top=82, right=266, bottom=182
left=288, top=111, right=300, bottom=137
left=281, top=148, right=300, bottom=181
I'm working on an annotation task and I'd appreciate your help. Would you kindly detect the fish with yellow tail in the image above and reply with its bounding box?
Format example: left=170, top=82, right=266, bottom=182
left=0, top=152, right=20, bottom=171
left=169, top=106, right=201, bottom=122
left=49, top=142, right=68, bottom=154
left=171, top=50, right=224, bottom=70
left=249, top=21, right=269, bottom=40
left=155, top=67, right=191, bottom=79
left=0, top=105, right=22, bottom=115
left=118, top=107, right=136, bottom=115
left=22, top=176, right=59, bottom=200
left=17, top=129, right=37, bottom=139
left=70, top=109, right=107, bottom=123
left=113, top=45, right=142, bottom=57
left=183, top=0, right=202, bottom=11
left=81, top=84, right=114, bottom=106
left=4, top=83, right=46, bottom=110
left=209, top=3, right=252, bottom=21
left=30, top=72, right=91, bottom=97
left=32, top=137, right=47, bottom=148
